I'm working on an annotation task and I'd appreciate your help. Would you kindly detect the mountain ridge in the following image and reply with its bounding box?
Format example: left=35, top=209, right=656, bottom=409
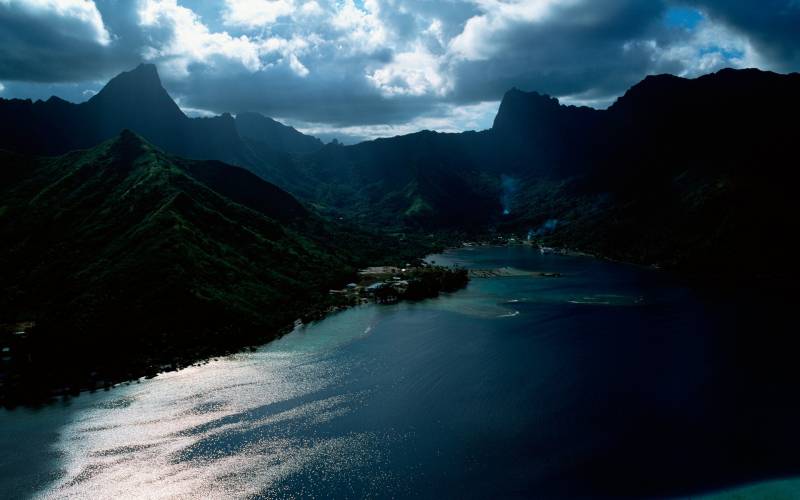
left=0, top=130, right=401, bottom=402
left=2, top=64, right=798, bottom=278
left=0, top=63, right=324, bottom=175
left=291, top=67, right=800, bottom=279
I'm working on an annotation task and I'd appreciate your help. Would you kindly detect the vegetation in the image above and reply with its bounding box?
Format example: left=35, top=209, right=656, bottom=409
left=0, top=132, right=441, bottom=406
left=402, top=266, right=470, bottom=301
left=2, top=64, right=798, bottom=404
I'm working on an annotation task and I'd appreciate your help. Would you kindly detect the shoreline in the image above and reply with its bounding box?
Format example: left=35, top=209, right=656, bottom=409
left=0, top=263, right=468, bottom=409
left=441, top=239, right=662, bottom=271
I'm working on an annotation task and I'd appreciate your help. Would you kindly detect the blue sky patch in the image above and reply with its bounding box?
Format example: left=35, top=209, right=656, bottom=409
left=664, top=6, right=705, bottom=29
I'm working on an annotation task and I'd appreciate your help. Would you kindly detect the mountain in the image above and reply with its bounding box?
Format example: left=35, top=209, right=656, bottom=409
left=0, top=65, right=497, bottom=229
left=0, top=63, right=323, bottom=174
left=0, top=131, right=411, bottom=402
left=235, top=112, right=323, bottom=153
left=291, top=68, right=800, bottom=279
left=296, top=130, right=502, bottom=228
left=2, top=64, right=797, bottom=279
left=489, top=88, right=603, bottom=174
left=497, top=68, right=800, bottom=278
left=288, top=87, right=606, bottom=230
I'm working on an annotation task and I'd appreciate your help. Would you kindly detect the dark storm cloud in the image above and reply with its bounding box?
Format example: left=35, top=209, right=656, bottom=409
left=0, top=0, right=142, bottom=82
left=446, top=0, right=671, bottom=104
left=0, top=0, right=797, bottom=134
left=688, top=0, right=800, bottom=71
left=177, top=69, right=437, bottom=126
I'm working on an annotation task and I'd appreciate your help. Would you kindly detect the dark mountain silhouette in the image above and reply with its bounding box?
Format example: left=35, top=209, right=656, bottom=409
left=1, top=64, right=797, bottom=279
left=291, top=68, right=799, bottom=279
left=0, top=63, right=322, bottom=169
left=287, top=86, right=609, bottom=230
left=83, top=63, right=188, bottom=145
left=498, top=68, right=800, bottom=278
left=235, top=111, right=323, bottom=154
left=489, top=88, right=603, bottom=173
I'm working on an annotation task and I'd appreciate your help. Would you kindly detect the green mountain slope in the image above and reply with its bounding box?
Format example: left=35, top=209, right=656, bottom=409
left=0, top=131, right=391, bottom=401
left=296, top=130, right=503, bottom=229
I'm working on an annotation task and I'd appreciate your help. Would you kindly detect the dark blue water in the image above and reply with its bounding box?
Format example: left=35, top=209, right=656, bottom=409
left=1, top=246, right=798, bottom=498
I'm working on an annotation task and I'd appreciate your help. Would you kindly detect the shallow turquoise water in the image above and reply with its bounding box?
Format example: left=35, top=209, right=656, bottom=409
left=1, top=246, right=797, bottom=498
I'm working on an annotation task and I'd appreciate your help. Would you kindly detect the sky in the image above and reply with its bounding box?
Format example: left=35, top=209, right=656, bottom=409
left=0, top=0, right=798, bottom=143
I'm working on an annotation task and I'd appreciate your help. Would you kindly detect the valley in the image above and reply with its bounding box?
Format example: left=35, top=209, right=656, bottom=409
left=2, top=63, right=798, bottom=403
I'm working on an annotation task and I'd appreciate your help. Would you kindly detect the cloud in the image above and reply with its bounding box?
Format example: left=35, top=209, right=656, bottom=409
left=628, top=18, right=765, bottom=79
left=168, top=64, right=438, bottom=126
left=138, top=0, right=267, bottom=75
left=0, top=0, right=798, bottom=136
left=292, top=99, right=500, bottom=144
left=367, top=44, right=450, bottom=96
left=0, top=79, right=103, bottom=102
left=449, top=0, right=580, bottom=61
left=0, top=0, right=127, bottom=81
left=685, top=0, right=800, bottom=71
left=2, top=0, right=111, bottom=44
left=330, top=0, right=388, bottom=53
left=222, top=0, right=296, bottom=27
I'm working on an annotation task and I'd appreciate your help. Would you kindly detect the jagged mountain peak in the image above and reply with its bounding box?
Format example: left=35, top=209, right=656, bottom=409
left=103, top=63, right=162, bottom=90
left=86, top=63, right=185, bottom=121
left=492, top=86, right=596, bottom=135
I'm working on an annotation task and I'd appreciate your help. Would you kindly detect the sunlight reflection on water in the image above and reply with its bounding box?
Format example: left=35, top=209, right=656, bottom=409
left=30, top=250, right=652, bottom=498
left=35, top=308, right=386, bottom=499
left=5, top=246, right=769, bottom=499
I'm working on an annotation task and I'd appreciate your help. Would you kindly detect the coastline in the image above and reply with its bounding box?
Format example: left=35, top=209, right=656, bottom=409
left=0, top=262, right=468, bottom=409
left=3, top=244, right=796, bottom=499
left=440, top=238, right=660, bottom=271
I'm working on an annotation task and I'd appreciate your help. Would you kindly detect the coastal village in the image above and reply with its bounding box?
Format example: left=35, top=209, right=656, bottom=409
left=328, top=263, right=469, bottom=306
left=3, top=241, right=564, bottom=406
left=326, top=236, right=573, bottom=307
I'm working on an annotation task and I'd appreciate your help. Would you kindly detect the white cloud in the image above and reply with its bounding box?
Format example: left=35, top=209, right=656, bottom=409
left=628, top=19, right=766, bottom=77
left=300, top=1, right=324, bottom=17
left=139, top=0, right=262, bottom=74
left=293, top=100, right=500, bottom=142
left=424, top=19, right=446, bottom=47
left=331, top=0, right=387, bottom=53
left=222, top=0, right=296, bottom=28
left=3, top=0, right=791, bottom=132
left=0, top=82, right=4, bottom=93
left=174, top=96, right=217, bottom=117
left=368, top=45, right=451, bottom=96
left=137, top=0, right=311, bottom=77
left=0, top=0, right=110, bottom=45
left=558, top=90, right=616, bottom=109
left=288, top=53, right=310, bottom=77
left=449, top=0, right=579, bottom=61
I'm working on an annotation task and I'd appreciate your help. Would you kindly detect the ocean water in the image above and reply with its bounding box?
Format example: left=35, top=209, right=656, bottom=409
left=1, top=246, right=798, bottom=498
